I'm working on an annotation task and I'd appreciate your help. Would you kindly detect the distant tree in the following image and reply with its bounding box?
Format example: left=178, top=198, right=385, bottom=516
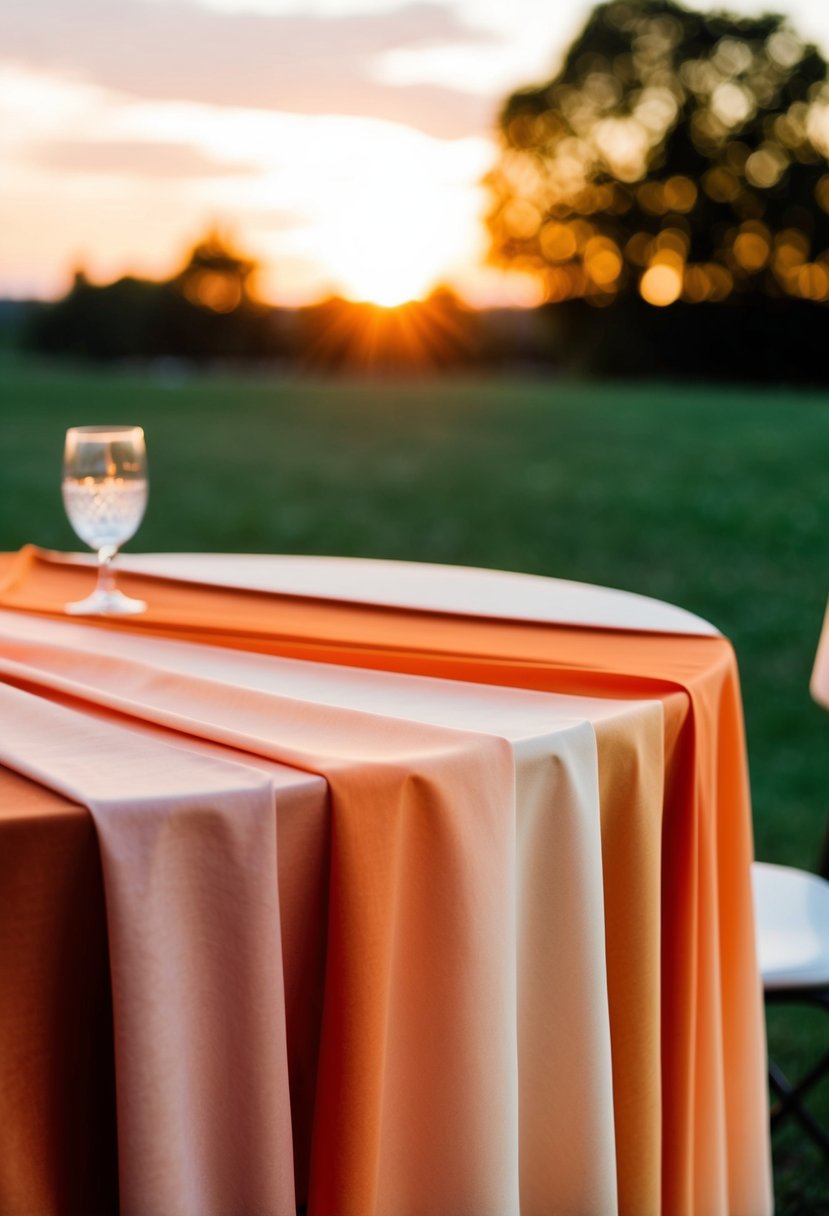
left=486, top=0, right=829, bottom=309
left=157, top=231, right=275, bottom=361
left=25, top=269, right=166, bottom=360
left=24, top=233, right=286, bottom=363
left=171, top=232, right=257, bottom=315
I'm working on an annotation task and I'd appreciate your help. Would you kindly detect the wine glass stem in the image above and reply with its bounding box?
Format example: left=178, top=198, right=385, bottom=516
left=96, top=546, right=118, bottom=597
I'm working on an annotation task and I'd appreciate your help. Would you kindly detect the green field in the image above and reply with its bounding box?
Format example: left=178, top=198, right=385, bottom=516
left=2, top=354, right=828, bottom=1210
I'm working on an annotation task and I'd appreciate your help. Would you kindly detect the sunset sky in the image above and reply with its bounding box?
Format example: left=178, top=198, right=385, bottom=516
left=3, top=0, right=829, bottom=307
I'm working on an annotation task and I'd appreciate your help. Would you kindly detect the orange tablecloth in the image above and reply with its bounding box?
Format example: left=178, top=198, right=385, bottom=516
left=0, top=548, right=772, bottom=1216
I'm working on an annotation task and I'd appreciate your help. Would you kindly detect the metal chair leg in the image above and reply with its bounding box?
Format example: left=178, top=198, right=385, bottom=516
left=769, top=1056, right=829, bottom=1158
left=767, top=990, right=829, bottom=1160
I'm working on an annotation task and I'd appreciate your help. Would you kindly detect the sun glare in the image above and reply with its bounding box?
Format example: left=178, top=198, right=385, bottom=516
left=360, top=280, right=420, bottom=309
left=307, top=136, right=479, bottom=306
left=316, top=189, right=447, bottom=307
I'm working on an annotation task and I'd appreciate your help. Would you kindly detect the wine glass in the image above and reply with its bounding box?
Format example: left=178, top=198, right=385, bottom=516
left=62, top=425, right=149, bottom=615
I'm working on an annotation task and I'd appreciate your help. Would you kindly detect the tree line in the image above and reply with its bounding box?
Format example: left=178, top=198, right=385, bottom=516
left=19, top=236, right=551, bottom=375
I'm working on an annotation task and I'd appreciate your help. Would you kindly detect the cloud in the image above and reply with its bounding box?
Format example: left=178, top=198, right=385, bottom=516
left=21, top=138, right=257, bottom=177
left=0, top=0, right=497, bottom=137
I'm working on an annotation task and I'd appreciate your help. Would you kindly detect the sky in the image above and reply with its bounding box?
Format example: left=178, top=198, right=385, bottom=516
left=3, top=0, right=829, bottom=307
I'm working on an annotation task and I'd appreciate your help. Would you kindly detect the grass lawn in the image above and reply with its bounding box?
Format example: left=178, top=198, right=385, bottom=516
left=1, top=354, right=828, bottom=1211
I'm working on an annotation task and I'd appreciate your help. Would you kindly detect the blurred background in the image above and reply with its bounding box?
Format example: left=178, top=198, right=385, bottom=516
left=2, top=0, right=829, bottom=1209
left=6, top=0, right=829, bottom=376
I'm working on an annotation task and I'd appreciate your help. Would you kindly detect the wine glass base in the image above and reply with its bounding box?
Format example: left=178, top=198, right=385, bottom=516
left=65, top=589, right=147, bottom=616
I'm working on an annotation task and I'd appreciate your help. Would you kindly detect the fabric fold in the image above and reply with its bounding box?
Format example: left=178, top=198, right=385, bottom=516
left=0, top=546, right=773, bottom=1216
left=0, top=682, right=295, bottom=1216
left=0, top=766, right=118, bottom=1216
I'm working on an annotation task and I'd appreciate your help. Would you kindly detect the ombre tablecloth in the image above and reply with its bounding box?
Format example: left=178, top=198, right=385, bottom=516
left=0, top=548, right=772, bottom=1216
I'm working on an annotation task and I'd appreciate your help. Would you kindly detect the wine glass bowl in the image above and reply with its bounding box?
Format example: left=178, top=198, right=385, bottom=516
left=62, top=425, right=148, bottom=615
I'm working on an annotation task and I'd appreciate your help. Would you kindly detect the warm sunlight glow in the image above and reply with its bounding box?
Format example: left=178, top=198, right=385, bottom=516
left=0, top=64, right=496, bottom=306
left=310, top=159, right=471, bottom=306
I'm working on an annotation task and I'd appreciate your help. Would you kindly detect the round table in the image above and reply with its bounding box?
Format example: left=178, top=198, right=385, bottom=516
left=0, top=549, right=772, bottom=1216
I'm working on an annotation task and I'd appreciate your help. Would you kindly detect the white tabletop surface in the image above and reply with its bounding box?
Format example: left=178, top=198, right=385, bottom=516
left=117, top=553, right=720, bottom=637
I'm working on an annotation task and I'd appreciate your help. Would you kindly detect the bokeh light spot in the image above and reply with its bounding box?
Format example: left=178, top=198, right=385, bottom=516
left=640, top=263, right=682, bottom=306
left=681, top=265, right=710, bottom=303
left=663, top=175, right=697, bottom=212
left=767, top=31, right=804, bottom=69
left=504, top=199, right=542, bottom=240
left=539, top=221, right=578, bottom=262
left=703, top=167, right=740, bottom=202
left=638, top=181, right=666, bottom=215
left=705, top=263, right=734, bottom=301
left=711, top=81, right=753, bottom=128
left=655, top=227, right=690, bottom=258
left=183, top=270, right=242, bottom=313
left=625, top=231, right=652, bottom=266
left=584, top=236, right=623, bottom=285
left=745, top=146, right=787, bottom=189
left=733, top=224, right=771, bottom=271
left=797, top=262, right=829, bottom=300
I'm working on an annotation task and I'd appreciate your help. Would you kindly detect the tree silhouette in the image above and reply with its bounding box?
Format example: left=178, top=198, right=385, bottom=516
left=25, top=233, right=286, bottom=363
left=158, top=231, right=274, bottom=360
left=486, top=0, right=829, bottom=309
left=172, top=232, right=257, bottom=315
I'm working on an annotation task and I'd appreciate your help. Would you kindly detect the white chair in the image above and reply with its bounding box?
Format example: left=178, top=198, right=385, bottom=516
left=751, top=602, right=829, bottom=1158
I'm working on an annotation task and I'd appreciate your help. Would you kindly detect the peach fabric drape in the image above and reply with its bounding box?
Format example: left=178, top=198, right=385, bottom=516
left=0, top=547, right=772, bottom=1216
left=0, top=681, right=296, bottom=1216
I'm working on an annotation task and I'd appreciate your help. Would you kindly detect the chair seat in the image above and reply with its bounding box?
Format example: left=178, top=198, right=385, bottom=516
left=752, top=861, right=829, bottom=990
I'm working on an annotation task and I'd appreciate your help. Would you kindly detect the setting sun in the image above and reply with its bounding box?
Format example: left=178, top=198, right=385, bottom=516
left=316, top=183, right=448, bottom=307
left=279, top=117, right=488, bottom=308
